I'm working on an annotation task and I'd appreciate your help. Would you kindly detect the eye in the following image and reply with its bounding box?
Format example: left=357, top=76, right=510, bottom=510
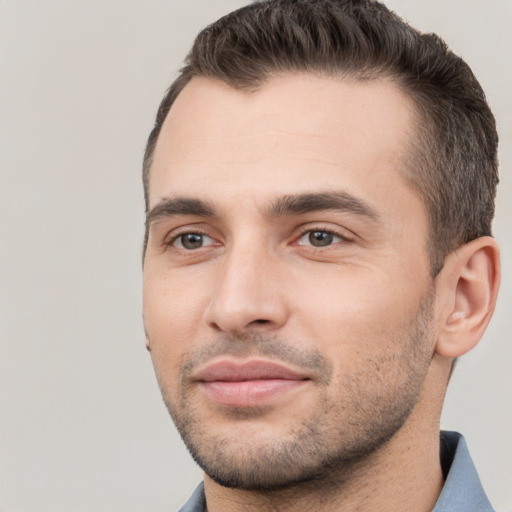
left=297, top=229, right=343, bottom=247
left=172, top=232, right=216, bottom=250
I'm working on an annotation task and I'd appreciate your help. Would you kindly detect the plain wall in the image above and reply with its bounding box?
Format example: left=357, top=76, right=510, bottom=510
left=1, top=1, right=510, bottom=511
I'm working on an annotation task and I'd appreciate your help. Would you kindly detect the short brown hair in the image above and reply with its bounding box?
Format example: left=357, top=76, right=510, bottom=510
left=143, top=0, right=498, bottom=274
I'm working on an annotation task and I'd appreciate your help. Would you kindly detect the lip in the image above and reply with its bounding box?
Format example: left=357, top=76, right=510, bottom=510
left=193, top=359, right=310, bottom=407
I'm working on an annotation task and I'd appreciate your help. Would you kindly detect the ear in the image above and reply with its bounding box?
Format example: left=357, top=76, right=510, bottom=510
left=143, top=320, right=152, bottom=352
left=435, top=236, right=500, bottom=358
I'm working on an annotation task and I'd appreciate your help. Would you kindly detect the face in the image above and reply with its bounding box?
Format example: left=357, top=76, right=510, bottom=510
left=143, top=74, right=437, bottom=490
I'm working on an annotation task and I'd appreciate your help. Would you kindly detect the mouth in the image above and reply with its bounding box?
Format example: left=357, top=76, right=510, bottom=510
left=192, top=359, right=311, bottom=408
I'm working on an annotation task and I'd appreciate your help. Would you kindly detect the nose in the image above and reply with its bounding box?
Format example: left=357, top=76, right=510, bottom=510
left=204, top=243, right=289, bottom=335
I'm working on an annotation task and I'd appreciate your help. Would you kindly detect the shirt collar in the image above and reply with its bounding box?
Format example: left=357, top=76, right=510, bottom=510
left=432, top=431, right=494, bottom=511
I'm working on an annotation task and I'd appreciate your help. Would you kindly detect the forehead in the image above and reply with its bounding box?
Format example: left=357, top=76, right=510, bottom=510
left=150, top=73, right=420, bottom=215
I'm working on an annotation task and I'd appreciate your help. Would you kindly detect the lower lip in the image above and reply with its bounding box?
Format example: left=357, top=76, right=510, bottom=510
left=201, top=379, right=307, bottom=407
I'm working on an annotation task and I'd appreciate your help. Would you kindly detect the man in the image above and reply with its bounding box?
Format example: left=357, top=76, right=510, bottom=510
left=142, top=0, right=500, bottom=510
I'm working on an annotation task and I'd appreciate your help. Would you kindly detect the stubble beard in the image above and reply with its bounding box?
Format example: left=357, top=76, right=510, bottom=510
left=156, top=293, right=435, bottom=492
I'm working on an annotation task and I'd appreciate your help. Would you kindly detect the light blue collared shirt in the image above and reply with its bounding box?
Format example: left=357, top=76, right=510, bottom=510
left=432, top=431, right=494, bottom=511
left=179, top=431, right=494, bottom=511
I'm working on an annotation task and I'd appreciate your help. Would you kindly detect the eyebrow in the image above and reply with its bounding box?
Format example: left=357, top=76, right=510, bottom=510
left=268, top=191, right=380, bottom=222
left=146, top=197, right=215, bottom=226
left=146, top=190, right=380, bottom=227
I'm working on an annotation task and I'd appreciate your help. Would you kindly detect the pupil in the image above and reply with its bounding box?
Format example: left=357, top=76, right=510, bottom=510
left=309, top=231, right=333, bottom=246
left=182, top=233, right=203, bottom=249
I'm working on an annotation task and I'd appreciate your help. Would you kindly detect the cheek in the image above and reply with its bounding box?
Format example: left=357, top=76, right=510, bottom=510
left=294, top=266, right=418, bottom=323
left=144, top=260, right=209, bottom=329
left=289, top=266, right=430, bottom=362
left=143, top=269, right=208, bottom=379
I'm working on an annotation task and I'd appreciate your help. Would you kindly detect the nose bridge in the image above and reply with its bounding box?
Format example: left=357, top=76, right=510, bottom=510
left=205, top=236, right=287, bottom=333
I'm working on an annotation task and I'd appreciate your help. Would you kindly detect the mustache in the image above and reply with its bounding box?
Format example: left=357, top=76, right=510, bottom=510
left=180, top=333, right=333, bottom=385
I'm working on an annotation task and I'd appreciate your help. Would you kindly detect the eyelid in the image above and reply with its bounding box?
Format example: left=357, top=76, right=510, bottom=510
left=293, top=225, right=354, bottom=246
left=164, top=225, right=221, bottom=249
left=162, top=221, right=209, bottom=240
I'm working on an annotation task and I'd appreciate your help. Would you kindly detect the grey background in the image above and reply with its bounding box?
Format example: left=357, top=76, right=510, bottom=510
left=0, top=1, right=510, bottom=510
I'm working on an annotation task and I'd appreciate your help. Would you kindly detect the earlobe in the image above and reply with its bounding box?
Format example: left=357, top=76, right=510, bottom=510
left=435, top=236, right=500, bottom=358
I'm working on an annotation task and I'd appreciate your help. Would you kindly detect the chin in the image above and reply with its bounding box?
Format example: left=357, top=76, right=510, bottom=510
left=176, top=408, right=408, bottom=492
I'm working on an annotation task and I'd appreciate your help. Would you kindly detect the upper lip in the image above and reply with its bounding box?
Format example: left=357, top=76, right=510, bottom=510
left=192, top=359, right=311, bottom=382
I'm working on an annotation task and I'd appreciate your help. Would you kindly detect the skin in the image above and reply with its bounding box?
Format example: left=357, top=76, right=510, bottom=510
left=143, top=74, right=500, bottom=511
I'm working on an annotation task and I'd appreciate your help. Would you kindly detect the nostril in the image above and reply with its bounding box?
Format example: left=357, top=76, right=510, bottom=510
left=253, top=319, right=270, bottom=324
